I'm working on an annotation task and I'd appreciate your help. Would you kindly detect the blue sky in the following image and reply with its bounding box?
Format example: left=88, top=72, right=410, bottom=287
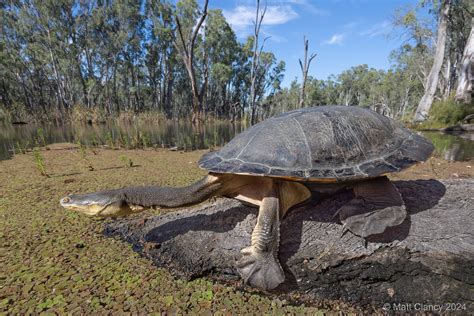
left=207, top=0, right=428, bottom=87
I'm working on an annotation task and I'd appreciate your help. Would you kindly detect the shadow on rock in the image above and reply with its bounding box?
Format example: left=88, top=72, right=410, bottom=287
left=278, top=179, right=446, bottom=290
left=104, top=179, right=457, bottom=305
left=144, top=204, right=257, bottom=244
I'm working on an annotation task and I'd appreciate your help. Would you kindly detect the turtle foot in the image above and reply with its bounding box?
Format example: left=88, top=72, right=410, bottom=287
left=236, top=246, right=285, bottom=290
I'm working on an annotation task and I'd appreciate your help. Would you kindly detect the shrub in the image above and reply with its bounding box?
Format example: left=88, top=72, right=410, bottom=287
left=429, top=98, right=474, bottom=126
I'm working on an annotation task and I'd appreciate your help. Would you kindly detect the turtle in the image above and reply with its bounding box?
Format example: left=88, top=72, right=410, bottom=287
left=60, top=106, right=434, bottom=290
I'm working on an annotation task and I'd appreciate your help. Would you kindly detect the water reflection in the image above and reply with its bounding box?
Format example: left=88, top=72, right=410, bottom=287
left=0, top=122, right=472, bottom=162
left=421, top=131, right=474, bottom=162
left=0, top=121, right=246, bottom=160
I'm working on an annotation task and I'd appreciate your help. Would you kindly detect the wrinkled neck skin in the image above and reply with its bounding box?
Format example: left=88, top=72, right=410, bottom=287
left=60, top=173, right=312, bottom=217
left=122, top=175, right=224, bottom=208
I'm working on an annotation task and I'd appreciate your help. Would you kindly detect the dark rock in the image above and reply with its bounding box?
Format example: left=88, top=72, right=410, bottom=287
left=104, top=179, right=474, bottom=311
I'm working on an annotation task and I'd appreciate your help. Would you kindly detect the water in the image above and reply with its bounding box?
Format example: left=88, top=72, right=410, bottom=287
left=421, top=131, right=474, bottom=162
left=0, top=121, right=472, bottom=162
left=0, top=121, right=246, bottom=160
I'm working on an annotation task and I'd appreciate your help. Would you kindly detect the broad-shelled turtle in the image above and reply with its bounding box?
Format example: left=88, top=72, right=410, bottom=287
left=60, top=106, right=434, bottom=290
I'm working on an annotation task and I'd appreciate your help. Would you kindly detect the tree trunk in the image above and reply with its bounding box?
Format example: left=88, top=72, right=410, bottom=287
left=298, top=36, right=316, bottom=108
left=455, top=18, right=473, bottom=103
left=105, top=179, right=473, bottom=312
left=46, top=28, right=67, bottom=112
left=413, top=1, right=450, bottom=122
left=250, top=0, right=266, bottom=125
left=173, top=0, right=209, bottom=123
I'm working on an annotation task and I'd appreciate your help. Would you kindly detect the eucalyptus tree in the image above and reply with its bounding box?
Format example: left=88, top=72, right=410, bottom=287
left=145, top=0, right=176, bottom=116
left=415, top=0, right=451, bottom=122
left=455, top=20, right=473, bottom=103
left=203, top=9, right=239, bottom=117
left=173, top=0, right=209, bottom=122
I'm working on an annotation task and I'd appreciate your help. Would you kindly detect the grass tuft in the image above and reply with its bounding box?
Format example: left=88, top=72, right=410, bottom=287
left=77, top=140, right=94, bottom=171
left=119, top=155, right=134, bottom=168
left=32, top=147, right=48, bottom=177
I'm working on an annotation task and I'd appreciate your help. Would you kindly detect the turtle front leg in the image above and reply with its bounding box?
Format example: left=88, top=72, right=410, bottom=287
left=236, top=185, right=285, bottom=290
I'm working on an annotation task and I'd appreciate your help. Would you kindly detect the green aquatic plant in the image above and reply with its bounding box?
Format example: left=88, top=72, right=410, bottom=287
left=91, top=134, right=99, bottom=147
left=32, top=147, right=47, bottom=177
left=36, top=128, right=46, bottom=147
left=77, top=140, right=94, bottom=171
left=15, top=141, right=24, bottom=155
left=105, top=132, right=114, bottom=148
left=141, top=132, right=150, bottom=149
left=119, top=155, right=133, bottom=168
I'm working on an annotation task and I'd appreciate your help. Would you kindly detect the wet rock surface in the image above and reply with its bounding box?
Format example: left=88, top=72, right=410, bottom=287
left=105, top=179, right=474, bottom=311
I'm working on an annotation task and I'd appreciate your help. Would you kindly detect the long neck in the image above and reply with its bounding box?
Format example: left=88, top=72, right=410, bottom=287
left=120, top=175, right=223, bottom=208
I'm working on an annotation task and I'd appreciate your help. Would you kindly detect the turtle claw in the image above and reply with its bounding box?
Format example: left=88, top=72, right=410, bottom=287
left=236, top=246, right=285, bottom=290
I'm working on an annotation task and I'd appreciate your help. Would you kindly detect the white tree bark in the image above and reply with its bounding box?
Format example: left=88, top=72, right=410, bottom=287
left=414, top=1, right=450, bottom=122
left=455, top=18, right=474, bottom=103
left=298, top=36, right=316, bottom=108
left=250, top=0, right=267, bottom=125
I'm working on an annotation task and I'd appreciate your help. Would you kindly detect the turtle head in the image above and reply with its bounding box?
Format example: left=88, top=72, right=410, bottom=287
left=60, top=190, right=133, bottom=217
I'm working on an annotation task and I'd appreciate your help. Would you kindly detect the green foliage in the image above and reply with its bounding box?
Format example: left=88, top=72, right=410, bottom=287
left=429, top=99, right=474, bottom=126
left=0, top=0, right=471, bottom=123
left=32, top=147, right=47, bottom=177
left=91, top=134, right=99, bottom=147
left=140, top=132, right=150, bottom=149
left=36, top=128, right=46, bottom=147
left=0, top=0, right=284, bottom=122
left=105, top=132, right=114, bottom=148
left=15, top=142, right=25, bottom=155
left=119, top=155, right=133, bottom=168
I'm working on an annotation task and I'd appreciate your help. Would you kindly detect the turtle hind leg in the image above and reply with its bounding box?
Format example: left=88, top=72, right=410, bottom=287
left=237, top=245, right=285, bottom=290
left=337, top=176, right=407, bottom=238
left=236, top=188, right=285, bottom=290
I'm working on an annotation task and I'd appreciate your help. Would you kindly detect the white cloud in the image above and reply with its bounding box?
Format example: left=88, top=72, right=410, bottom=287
left=323, top=34, right=344, bottom=45
left=223, top=5, right=298, bottom=37
left=287, top=0, right=330, bottom=16
left=360, top=20, right=392, bottom=38
left=262, top=30, right=288, bottom=43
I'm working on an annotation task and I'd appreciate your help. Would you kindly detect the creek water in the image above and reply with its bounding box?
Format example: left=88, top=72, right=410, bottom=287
left=0, top=121, right=472, bottom=161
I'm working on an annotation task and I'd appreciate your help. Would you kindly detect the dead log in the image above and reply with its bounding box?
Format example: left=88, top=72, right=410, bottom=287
left=104, top=179, right=474, bottom=311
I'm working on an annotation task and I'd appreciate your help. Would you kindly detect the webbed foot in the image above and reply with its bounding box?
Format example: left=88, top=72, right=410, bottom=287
left=339, top=177, right=407, bottom=238
left=236, top=246, right=285, bottom=290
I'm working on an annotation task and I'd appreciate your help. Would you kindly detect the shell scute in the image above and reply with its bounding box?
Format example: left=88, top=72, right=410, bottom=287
left=198, top=106, right=434, bottom=181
